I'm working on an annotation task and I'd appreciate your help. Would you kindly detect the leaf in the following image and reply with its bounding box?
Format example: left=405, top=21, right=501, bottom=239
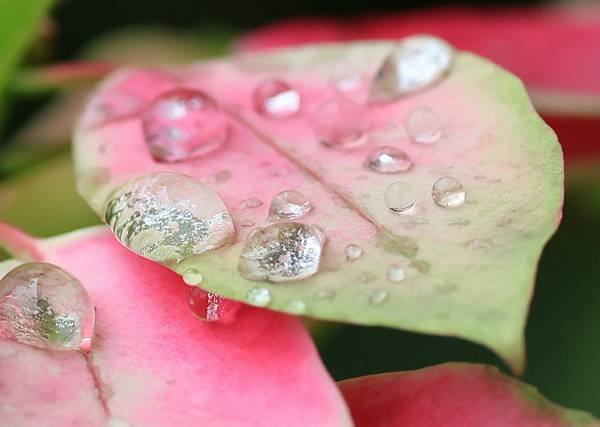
left=72, top=41, right=563, bottom=372
left=0, top=224, right=352, bottom=426
left=338, top=363, right=597, bottom=426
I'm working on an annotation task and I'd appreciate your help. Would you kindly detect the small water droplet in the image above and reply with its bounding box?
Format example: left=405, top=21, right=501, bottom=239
left=182, top=268, right=203, bottom=286
left=0, top=262, right=95, bottom=351
left=286, top=299, right=306, bottom=315
left=238, top=222, right=325, bottom=282
left=432, top=176, right=466, bottom=208
left=253, top=79, right=300, bottom=119
left=142, top=88, right=228, bottom=162
left=245, top=287, right=272, bottom=307
left=312, top=99, right=367, bottom=149
left=358, top=271, right=377, bottom=284
left=313, top=289, right=336, bottom=300
left=240, top=220, right=255, bottom=228
left=268, top=190, right=313, bottom=221
left=369, top=290, right=388, bottom=306
left=465, top=238, right=493, bottom=251
left=344, top=244, right=363, bottom=261
left=384, top=182, right=416, bottom=212
left=405, top=107, right=442, bottom=144
left=365, top=146, right=413, bottom=174
left=104, top=173, right=234, bottom=263
left=188, top=288, right=237, bottom=321
left=387, top=264, right=405, bottom=283
left=331, top=70, right=363, bottom=94
left=369, top=35, right=453, bottom=101
left=240, top=197, right=263, bottom=210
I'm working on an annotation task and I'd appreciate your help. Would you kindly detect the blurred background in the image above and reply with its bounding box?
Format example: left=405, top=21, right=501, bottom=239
left=0, top=0, right=599, bottom=418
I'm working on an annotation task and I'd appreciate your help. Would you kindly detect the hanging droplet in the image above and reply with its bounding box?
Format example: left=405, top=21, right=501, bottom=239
left=238, top=222, right=326, bottom=282
left=0, top=262, right=95, bottom=351
left=188, top=287, right=238, bottom=322
left=432, top=176, right=466, bottom=208
left=369, top=35, right=453, bottom=101
left=239, top=197, right=263, bottom=210
left=142, top=88, right=229, bottom=162
left=365, top=146, right=413, bottom=174
left=384, top=181, right=416, bottom=212
left=253, top=79, right=301, bottom=119
left=344, top=244, right=363, bottom=261
left=268, top=190, right=313, bottom=221
left=245, top=287, right=272, bottom=307
left=286, top=299, right=307, bottom=315
left=182, top=268, right=203, bottom=286
left=405, top=107, right=442, bottom=144
left=104, top=172, right=235, bottom=263
left=369, top=290, right=388, bottom=306
left=312, top=98, right=367, bottom=149
left=387, top=264, right=405, bottom=283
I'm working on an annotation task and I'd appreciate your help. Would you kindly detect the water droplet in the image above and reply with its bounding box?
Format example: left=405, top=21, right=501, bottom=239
left=405, top=107, right=442, bottom=144
left=344, top=244, right=363, bottom=261
left=313, top=289, right=336, bottom=300
left=387, top=264, right=405, bottom=283
left=253, top=79, right=300, bottom=119
left=188, top=288, right=237, bottom=321
left=142, top=88, right=228, bottom=162
left=182, top=268, right=203, bottom=286
left=369, top=290, right=388, bottom=306
left=245, top=287, right=272, bottom=307
left=238, top=222, right=326, bottom=282
left=286, top=299, right=306, bottom=315
left=331, top=69, right=363, bottom=94
left=240, top=197, right=263, bottom=210
left=240, top=220, right=255, bottom=228
left=370, top=35, right=453, bottom=101
left=312, top=99, right=367, bottom=149
left=384, top=182, right=416, bottom=212
left=104, top=172, right=234, bottom=263
left=465, top=238, right=493, bottom=251
left=0, top=262, right=95, bottom=351
left=365, top=146, right=413, bottom=174
left=431, top=176, right=466, bottom=208
left=268, top=190, right=313, bottom=221
left=358, top=271, right=377, bottom=284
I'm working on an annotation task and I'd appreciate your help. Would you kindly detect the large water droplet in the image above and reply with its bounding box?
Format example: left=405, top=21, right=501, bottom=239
left=369, top=35, right=453, bottom=101
left=365, top=146, right=413, bottom=174
left=432, top=176, right=466, bottom=208
left=387, top=264, right=405, bottom=283
left=344, top=244, right=363, bottom=261
left=245, top=287, right=272, bottom=307
left=384, top=181, right=416, bottom=212
left=238, top=222, right=326, bottom=282
left=312, top=99, right=367, bottom=149
left=104, top=172, right=234, bottom=263
left=188, top=287, right=238, bottom=322
left=405, top=107, right=442, bottom=144
left=142, top=88, right=228, bottom=162
left=268, top=190, right=313, bottom=221
left=253, top=79, right=301, bottom=119
left=0, top=262, right=95, bottom=351
left=369, top=290, right=388, bottom=306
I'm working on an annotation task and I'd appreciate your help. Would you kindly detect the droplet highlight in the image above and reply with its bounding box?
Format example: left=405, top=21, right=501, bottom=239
left=142, top=88, right=228, bottom=162
left=238, top=222, right=326, bottom=282
left=344, top=244, right=363, bottom=261
left=104, top=172, right=235, bottom=263
left=0, top=262, right=95, bottom=351
left=405, top=107, right=442, bottom=144
left=312, top=99, right=367, bottom=149
left=365, top=146, right=413, bottom=174
left=384, top=181, right=416, bottom=212
left=268, top=190, right=313, bottom=221
left=432, top=176, right=466, bottom=208
left=245, top=287, right=272, bottom=307
left=387, top=264, right=405, bottom=283
left=253, top=79, right=301, bottom=119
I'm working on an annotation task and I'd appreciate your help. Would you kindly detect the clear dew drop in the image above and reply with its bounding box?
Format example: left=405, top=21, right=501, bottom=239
left=142, top=88, right=229, bottom=162
left=0, top=262, right=95, bottom=351
left=239, top=197, right=263, bottom=210
left=245, top=287, right=272, bottom=307
left=365, top=146, right=413, bottom=174
left=369, top=290, right=388, bottom=306
left=369, top=35, right=453, bottom=101
left=344, top=244, right=363, bottom=261
left=286, top=299, right=307, bottom=315
left=312, top=98, right=367, bottom=149
left=253, top=79, right=301, bottom=119
left=387, top=264, right=405, bottom=283
left=188, top=287, right=237, bottom=322
left=268, top=190, right=313, bottom=221
left=104, top=172, right=234, bottom=263
left=432, top=176, right=466, bottom=208
left=405, top=107, right=442, bottom=144
left=313, top=289, right=336, bottom=301
left=384, top=181, right=416, bottom=212
left=182, top=268, right=203, bottom=286
left=238, top=222, right=326, bottom=283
